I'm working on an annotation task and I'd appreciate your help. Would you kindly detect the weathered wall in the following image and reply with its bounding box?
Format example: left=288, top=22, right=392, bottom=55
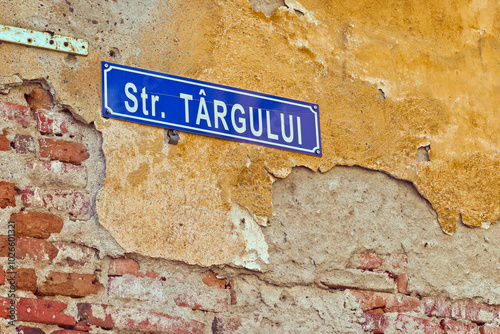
left=0, top=0, right=499, bottom=333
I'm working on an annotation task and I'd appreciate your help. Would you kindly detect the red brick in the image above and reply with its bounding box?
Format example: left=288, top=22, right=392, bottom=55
left=397, top=274, right=409, bottom=294
left=0, top=236, right=59, bottom=260
left=17, top=326, right=46, bottom=334
left=0, top=266, right=4, bottom=285
left=16, top=268, right=37, bottom=293
left=53, top=242, right=98, bottom=267
left=201, top=271, right=226, bottom=289
left=14, top=134, right=35, bottom=154
left=108, top=257, right=158, bottom=278
left=367, top=308, right=385, bottom=314
left=357, top=252, right=384, bottom=270
left=384, top=295, right=421, bottom=313
left=0, top=297, right=75, bottom=326
left=11, top=211, right=63, bottom=239
left=36, top=110, right=80, bottom=136
left=0, top=181, right=16, bottom=208
left=0, top=129, right=10, bottom=151
left=39, top=138, right=89, bottom=165
left=19, top=187, right=91, bottom=219
left=15, top=236, right=59, bottom=261
left=423, top=297, right=499, bottom=323
left=396, top=314, right=444, bottom=334
left=212, top=317, right=242, bottom=334
left=77, top=303, right=114, bottom=329
left=0, top=100, right=31, bottom=127
left=423, top=297, right=455, bottom=319
left=348, top=290, right=420, bottom=313
left=359, top=312, right=389, bottom=333
left=441, top=319, right=478, bottom=333
left=480, top=326, right=500, bottom=334
left=74, top=320, right=93, bottom=331
left=37, top=272, right=103, bottom=298
left=352, top=252, right=408, bottom=273
left=109, top=258, right=141, bottom=276
left=349, top=290, right=386, bottom=311
left=109, top=276, right=230, bottom=313
left=78, top=303, right=204, bottom=333
left=0, top=235, right=12, bottom=257
left=384, top=254, right=409, bottom=270
left=27, top=160, right=87, bottom=189
left=26, top=88, right=53, bottom=112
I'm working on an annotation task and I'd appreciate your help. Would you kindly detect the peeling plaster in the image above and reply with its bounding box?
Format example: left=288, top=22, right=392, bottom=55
left=1, top=0, right=498, bottom=264
left=284, top=0, right=320, bottom=25
left=230, top=202, right=269, bottom=271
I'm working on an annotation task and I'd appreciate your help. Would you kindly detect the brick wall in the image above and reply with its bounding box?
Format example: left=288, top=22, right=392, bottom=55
left=1, top=89, right=500, bottom=333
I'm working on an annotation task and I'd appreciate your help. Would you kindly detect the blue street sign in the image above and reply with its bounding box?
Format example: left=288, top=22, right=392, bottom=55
left=101, top=62, right=322, bottom=156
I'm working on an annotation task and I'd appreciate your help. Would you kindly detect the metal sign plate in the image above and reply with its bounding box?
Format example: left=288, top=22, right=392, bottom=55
left=0, top=25, right=88, bottom=55
left=102, top=62, right=322, bottom=156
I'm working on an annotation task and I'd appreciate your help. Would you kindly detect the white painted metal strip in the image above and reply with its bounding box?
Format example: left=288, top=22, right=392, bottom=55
left=0, top=25, right=88, bottom=56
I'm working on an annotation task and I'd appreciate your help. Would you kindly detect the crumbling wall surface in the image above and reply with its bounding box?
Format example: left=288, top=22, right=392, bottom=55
left=0, top=0, right=498, bottom=266
left=0, top=0, right=499, bottom=332
left=1, top=97, right=500, bottom=333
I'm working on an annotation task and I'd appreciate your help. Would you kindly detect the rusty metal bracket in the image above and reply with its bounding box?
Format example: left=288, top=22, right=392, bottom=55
left=167, top=129, right=179, bottom=145
left=0, top=25, right=88, bottom=56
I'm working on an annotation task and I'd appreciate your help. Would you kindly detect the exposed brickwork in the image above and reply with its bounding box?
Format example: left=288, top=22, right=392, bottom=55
left=0, top=129, right=10, bottom=151
left=11, top=211, right=64, bottom=239
left=25, top=88, right=53, bottom=112
left=0, top=266, right=5, bottom=285
left=349, top=289, right=420, bottom=313
left=201, top=271, right=226, bottom=289
left=108, top=257, right=158, bottom=278
left=109, top=276, right=230, bottom=313
left=480, top=326, right=500, bottom=334
left=441, top=319, right=478, bottom=333
left=53, top=242, right=98, bottom=267
left=397, top=273, right=409, bottom=294
left=39, top=138, right=89, bottom=165
left=359, top=312, right=389, bottom=333
left=78, top=303, right=205, bottom=333
left=352, top=252, right=408, bottom=273
left=15, top=268, right=37, bottom=293
left=17, top=326, right=46, bottom=334
left=395, top=314, right=444, bottom=333
left=74, top=320, right=92, bottom=331
left=14, top=134, right=35, bottom=154
left=37, top=272, right=103, bottom=298
left=357, top=252, right=384, bottom=270
left=0, top=297, right=75, bottom=326
left=0, top=100, right=31, bottom=127
left=36, top=110, right=80, bottom=137
left=108, top=257, right=141, bottom=276
left=27, top=161, right=87, bottom=189
left=423, top=297, right=499, bottom=324
left=15, top=236, right=59, bottom=261
left=0, top=97, right=498, bottom=334
left=19, top=187, right=91, bottom=219
left=0, top=236, right=59, bottom=260
left=0, top=181, right=16, bottom=208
